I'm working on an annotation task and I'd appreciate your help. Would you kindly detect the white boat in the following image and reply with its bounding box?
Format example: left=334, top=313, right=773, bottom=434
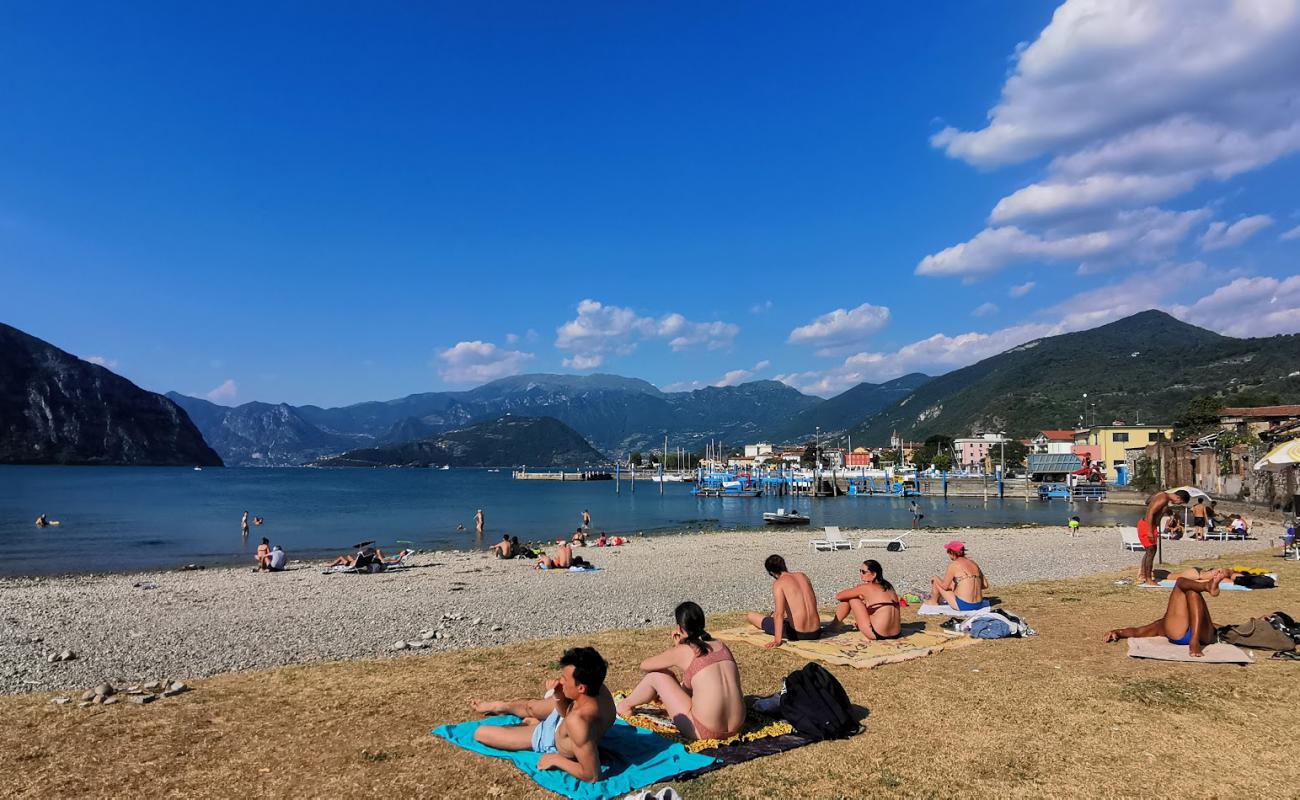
left=440, top=465, right=451, bottom=470
left=193, top=467, right=202, bottom=471
left=763, top=508, right=810, bottom=525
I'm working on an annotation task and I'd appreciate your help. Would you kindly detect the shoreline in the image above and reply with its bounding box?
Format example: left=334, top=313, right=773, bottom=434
left=0, top=520, right=1282, bottom=696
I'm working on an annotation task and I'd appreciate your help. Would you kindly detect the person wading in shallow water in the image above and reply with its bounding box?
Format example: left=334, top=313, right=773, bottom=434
left=241, top=510, right=250, bottom=538
left=475, top=509, right=485, bottom=536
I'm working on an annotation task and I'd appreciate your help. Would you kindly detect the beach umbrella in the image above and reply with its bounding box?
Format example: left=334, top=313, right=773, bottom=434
left=1253, top=438, right=1300, bottom=472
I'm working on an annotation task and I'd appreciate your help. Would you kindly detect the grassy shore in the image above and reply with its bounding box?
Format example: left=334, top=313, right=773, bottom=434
left=4, top=546, right=1298, bottom=799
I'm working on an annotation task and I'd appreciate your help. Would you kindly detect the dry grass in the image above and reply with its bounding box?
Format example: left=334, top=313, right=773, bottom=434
left=4, top=551, right=1300, bottom=799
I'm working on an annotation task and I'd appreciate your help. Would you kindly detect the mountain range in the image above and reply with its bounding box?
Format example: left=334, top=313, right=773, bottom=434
left=0, top=323, right=221, bottom=466
left=5, top=311, right=1298, bottom=468
left=849, top=310, right=1300, bottom=444
left=169, top=374, right=845, bottom=465
left=316, top=415, right=605, bottom=468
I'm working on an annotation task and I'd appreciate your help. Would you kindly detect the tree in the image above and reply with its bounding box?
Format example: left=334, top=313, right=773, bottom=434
left=1131, top=455, right=1160, bottom=493
left=630, top=451, right=642, bottom=466
left=1173, top=395, right=1223, bottom=439
left=933, top=452, right=954, bottom=472
left=910, top=434, right=953, bottom=471
left=800, top=441, right=818, bottom=467
left=1002, top=441, right=1029, bottom=470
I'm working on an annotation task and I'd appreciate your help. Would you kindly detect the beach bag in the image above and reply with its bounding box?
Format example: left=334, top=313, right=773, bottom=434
left=968, top=616, right=1013, bottom=639
left=778, top=663, right=860, bottom=741
left=886, top=541, right=903, bottom=552
left=1221, top=618, right=1295, bottom=651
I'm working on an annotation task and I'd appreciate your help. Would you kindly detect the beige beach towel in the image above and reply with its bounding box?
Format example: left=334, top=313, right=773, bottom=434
left=1126, top=637, right=1253, bottom=664
left=715, top=623, right=979, bottom=669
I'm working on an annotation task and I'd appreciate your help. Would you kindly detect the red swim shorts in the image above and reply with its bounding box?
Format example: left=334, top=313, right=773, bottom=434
left=1137, top=519, right=1156, bottom=548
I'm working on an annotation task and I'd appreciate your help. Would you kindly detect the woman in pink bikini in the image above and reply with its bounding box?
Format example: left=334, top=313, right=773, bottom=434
left=616, top=601, right=746, bottom=740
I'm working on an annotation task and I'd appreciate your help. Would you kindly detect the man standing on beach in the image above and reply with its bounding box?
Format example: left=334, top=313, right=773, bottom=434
left=475, top=509, right=485, bottom=536
left=1139, top=489, right=1191, bottom=586
left=470, top=647, right=616, bottom=784
left=1191, top=497, right=1208, bottom=541
left=746, top=554, right=822, bottom=647
left=910, top=500, right=922, bottom=528
left=241, top=510, right=249, bottom=538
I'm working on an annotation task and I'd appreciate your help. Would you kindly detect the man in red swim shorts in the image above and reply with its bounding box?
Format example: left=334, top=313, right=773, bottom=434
left=1138, top=489, right=1190, bottom=586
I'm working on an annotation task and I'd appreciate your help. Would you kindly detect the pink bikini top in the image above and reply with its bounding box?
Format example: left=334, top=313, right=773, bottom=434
left=682, top=641, right=735, bottom=691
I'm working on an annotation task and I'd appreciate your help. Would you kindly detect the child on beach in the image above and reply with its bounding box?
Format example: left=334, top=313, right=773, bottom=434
left=1068, top=516, right=1080, bottom=537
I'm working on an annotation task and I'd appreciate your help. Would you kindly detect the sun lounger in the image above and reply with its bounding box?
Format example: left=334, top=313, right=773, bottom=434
left=1120, top=527, right=1144, bottom=551
left=809, top=526, right=852, bottom=552
left=857, top=529, right=909, bottom=551
left=1205, top=526, right=1249, bottom=541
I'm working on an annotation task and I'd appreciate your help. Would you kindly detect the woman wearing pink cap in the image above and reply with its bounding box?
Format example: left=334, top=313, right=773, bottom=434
left=928, top=540, right=987, bottom=612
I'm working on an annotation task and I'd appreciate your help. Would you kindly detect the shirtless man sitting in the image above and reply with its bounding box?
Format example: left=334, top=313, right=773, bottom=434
left=469, top=646, right=616, bottom=783
left=537, top=541, right=573, bottom=570
left=928, top=540, right=987, bottom=612
left=745, top=554, right=822, bottom=647
left=1104, top=569, right=1231, bottom=657
left=491, top=535, right=513, bottom=558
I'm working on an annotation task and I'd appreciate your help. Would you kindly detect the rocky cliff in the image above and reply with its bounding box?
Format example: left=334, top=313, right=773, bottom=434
left=0, top=323, right=222, bottom=466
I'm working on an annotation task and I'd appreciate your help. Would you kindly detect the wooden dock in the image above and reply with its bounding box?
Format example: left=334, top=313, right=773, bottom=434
left=512, top=470, right=613, bottom=481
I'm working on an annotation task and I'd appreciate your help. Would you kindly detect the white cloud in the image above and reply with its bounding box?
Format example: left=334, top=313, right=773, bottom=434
left=931, top=2, right=1300, bottom=168
left=1171, top=275, right=1300, bottom=337
left=84, top=355, right=119, bottom=369
left=779, top=263, right=1211, bottom=396
left=1199, top=214, right=1274, bottom=251
left=205, top=379, right=238, bottom=405
left=989, top=172, right=1198, bottom=224
left=787, top=302, right=891, bottom=353
left=562, top=353, right=604, bottom=370
left=972, top=302, right=999, bottom=317
left=662, top=360, right=772, bottom=392
left=917, top=208, right=1208, bottom=278
left=1281, top=224, right=1300, bottom=241
left=921, top=1, right=1300, bottom=277
left=436, top=341, right=535, bottom=384
left=554, top=299, right=738, bottom=367
left=1009, top=281, right=1036, bottom=298
left=750, top=300, right=774, bottom=314
left=504, top=333, right=520, bottom=345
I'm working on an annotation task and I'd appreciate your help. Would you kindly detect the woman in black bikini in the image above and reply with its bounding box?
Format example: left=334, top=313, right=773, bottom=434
left=831, top=559, right=901, bottom=640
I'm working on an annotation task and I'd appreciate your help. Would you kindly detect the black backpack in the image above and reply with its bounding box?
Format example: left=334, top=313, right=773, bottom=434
left=778, top=663, right=861, bottom=741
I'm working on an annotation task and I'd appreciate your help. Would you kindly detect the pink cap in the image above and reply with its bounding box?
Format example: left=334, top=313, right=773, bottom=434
left=943, top=540, right=966, bottom=554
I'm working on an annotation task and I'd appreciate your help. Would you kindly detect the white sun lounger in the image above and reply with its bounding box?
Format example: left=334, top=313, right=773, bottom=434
left=809, top=526, right=853, bottom=552
left=1120, top=527, right=1144, bottom=551
left=857, top=529, right=909, bottom=551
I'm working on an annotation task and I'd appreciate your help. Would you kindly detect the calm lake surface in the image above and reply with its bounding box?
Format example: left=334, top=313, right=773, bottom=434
left=0, top=466, right=1138, bottom=575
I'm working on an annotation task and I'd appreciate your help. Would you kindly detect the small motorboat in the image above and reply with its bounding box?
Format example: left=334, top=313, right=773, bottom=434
left=763, top=508, right=810, bottom=526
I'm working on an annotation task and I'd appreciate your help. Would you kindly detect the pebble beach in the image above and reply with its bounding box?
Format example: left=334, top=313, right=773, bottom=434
left=0, top=521, right=1281, bottom=695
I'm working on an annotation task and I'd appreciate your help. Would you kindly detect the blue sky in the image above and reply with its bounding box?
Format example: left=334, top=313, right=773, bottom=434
left=3, top=1, right=1299, bottom=406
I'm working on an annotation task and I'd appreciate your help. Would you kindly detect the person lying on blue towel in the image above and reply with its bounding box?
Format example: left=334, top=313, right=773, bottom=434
left=468, top=646, right=616, bottom=783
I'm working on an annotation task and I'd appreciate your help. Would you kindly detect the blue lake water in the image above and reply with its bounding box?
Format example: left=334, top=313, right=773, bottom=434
left=0, top=466, right=1139, bottom=575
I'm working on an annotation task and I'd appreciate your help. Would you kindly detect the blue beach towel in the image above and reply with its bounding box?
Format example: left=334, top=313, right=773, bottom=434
left=431, top=715, right=715, bottom=800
